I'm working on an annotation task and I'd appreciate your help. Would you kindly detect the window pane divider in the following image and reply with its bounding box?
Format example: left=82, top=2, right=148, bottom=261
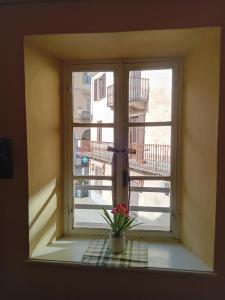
left=73, top=122, right=114, bottom=128
left=74, top=204, right=170, bottom=213
left=130, top=206, right=169, bottom=213
left=131, top=186, right=170, bottom=193
left=74, top=185, right=112, bottom=191
left=74, top=184, right=170, bottom=193
left=130, top=176, right=171, bottom=180
left=73, top=175, right=112, bottom=180
left=128, top=121, right=172, bottom=127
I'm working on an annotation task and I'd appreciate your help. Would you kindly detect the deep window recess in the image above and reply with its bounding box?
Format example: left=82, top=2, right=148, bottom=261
left=66, top=61, right=179, bottom=237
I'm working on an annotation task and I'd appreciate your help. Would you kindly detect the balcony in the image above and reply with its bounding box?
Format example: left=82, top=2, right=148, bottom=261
left=79, top=110, right=92, bottom=122
left=129, top=143, right=170, bottom=176
left=107, top=77, right=149, bottom=110
left=107, top=85, right=114, bottom=108
left=76, top=140, right=170, bottom=176
left=77, top=140, right=113, bottom=162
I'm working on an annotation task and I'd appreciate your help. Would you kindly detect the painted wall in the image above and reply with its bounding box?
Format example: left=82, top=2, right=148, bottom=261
left=72, top=72, right=91, bottom=123
left=181, top=31, right=220, bottom=267
left=24, top=42, right=62, bottom=256
left=1, top=1, right=225, bottom=299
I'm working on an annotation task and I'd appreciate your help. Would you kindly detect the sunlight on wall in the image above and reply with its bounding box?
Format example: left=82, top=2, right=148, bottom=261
left=24, top=41, right=62, bottom=256
left=29, top=178, right=57, bottom=227
left=29, top=179, right=57, bottom=255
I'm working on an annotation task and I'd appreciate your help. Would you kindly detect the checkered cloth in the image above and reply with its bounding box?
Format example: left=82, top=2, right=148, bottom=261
left=82, top=239, right=148, bottom=268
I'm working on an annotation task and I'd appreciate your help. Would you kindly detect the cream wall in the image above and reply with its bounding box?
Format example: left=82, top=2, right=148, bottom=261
left=181, top=31, right=220, bottom=266
left=24, top=42, right=63, bottom=256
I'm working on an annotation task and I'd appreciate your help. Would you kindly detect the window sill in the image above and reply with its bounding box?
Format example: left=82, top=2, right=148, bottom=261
left=28, top=237, right=215, bottom=275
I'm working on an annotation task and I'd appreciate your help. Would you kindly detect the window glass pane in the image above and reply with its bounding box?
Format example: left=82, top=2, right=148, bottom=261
left=130, top=212, right=170, bottom=231
left=129, top=126, right=171, bottom=176
left=73, top=180, right=112, bottom=229
left=73, top=127, right=113, bottom=176
left=72, top=71, right=114, bottom=123
left=128, top=69, right=172, bottom=122
left=130, top=180, right=170, bottom=208
left=74, top=209, right=111, bottom=229
left=129, top=180, right=170, bottom=231
left=74, top=180, right=112, bottom=205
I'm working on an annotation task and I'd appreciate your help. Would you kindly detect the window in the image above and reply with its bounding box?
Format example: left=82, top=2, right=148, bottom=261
left=130, top=116, right=138, bottom=144
left=94, top=73, right=106, bottom=101
left=97, top=121, right=102, bottom=142
left=65, top=60, right=179, bottom=237
left=82, top=72, right=91, bottom=84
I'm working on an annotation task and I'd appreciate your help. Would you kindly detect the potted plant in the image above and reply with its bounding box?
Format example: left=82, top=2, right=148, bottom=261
left=101, top=204, right=139, bottom=253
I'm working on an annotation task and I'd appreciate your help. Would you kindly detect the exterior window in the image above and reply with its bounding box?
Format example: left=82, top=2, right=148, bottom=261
left=97, top=121, right=102, bottom=142
left=94, top=73, right=106, bottom=101
left=66, top=60, right=179, bottom=237
left=83, top=72, right=91, bottom=84
left=129, top=115, right=145, bottom=162
left=130, top=116, right=138, bottom=144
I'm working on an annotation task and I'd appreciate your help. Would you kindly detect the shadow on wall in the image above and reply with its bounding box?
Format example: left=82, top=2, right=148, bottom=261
left=29, top=178, right=60, bottom=256
left=25, top=42, right=63, bottom=257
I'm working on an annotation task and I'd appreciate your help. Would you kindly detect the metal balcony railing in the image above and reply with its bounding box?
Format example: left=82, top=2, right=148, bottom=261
left=129, top=77, right=149, bottom=102
left=107, top=77, right=149, bottom=108
left=76, top=140, right=170, bottom=176
left=80, top=110, right=91, bottom=121
left=129, top=143, right=171, bottom=176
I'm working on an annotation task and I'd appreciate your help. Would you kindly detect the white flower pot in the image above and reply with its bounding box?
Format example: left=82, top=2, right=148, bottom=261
left=108, top=232, right=126, bottom=253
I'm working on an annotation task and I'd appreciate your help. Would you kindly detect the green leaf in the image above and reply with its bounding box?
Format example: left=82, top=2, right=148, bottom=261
left=117, top=217, right=133, bottom=235
left=102, top=208, right=115, bottom=231
left=128, top=222, right=143, bottom=229
left=101, top=214, right=111, bottom=226
left=118, top=213, right=124, bottom=230
left=114, top=213, right=118, bottom=229
left=121, top=218, right=135, bottom=231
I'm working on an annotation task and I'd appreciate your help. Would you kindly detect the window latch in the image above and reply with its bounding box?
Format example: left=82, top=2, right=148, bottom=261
left=67, top=206, right=73, bottom=215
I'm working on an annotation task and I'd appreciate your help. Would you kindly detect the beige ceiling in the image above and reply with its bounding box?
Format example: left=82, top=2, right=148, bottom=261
left=25, top=27, right=219, bottom=61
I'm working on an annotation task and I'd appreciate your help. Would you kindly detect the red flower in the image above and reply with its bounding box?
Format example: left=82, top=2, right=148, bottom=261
left=111, top=203, right=129, bottom=217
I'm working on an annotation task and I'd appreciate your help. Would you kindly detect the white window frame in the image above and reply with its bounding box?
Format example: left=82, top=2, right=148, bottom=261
left=63, top=58, right=181, bottom=239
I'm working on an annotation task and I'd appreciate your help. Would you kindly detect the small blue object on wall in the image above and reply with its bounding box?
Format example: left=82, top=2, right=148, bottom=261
left=0, top=138, right=13, bottom=179
left=81, top=155, right=89, bottom=167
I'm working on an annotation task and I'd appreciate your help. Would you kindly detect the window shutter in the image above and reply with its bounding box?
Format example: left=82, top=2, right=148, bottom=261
left=101, top=73, right=106, bottom=99
left=94, top=79, right=97, bottom=101
left=138, top=114, right=145, bottom=162
left=130, top=71, right=141, bottom=78
left=97, top=120, right=102, bottom=142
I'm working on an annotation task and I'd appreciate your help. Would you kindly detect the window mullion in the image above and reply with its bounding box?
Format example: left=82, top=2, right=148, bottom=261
left=67, top=68, right=74, bottom=233
left=121, top=63, right=129, bottom=206
left=114, top=63, right=128, bottom=206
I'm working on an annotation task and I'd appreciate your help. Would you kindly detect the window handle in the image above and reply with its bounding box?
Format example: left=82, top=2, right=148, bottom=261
left=123, top=170, right=129, bottom=187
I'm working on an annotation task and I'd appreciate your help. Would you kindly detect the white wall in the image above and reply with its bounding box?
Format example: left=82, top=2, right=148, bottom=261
left=91, top=72, right=114, bottom=142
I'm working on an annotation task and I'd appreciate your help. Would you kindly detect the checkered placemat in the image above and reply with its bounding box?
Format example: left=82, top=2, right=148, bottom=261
left=82, top=239, right=148, bottom=268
